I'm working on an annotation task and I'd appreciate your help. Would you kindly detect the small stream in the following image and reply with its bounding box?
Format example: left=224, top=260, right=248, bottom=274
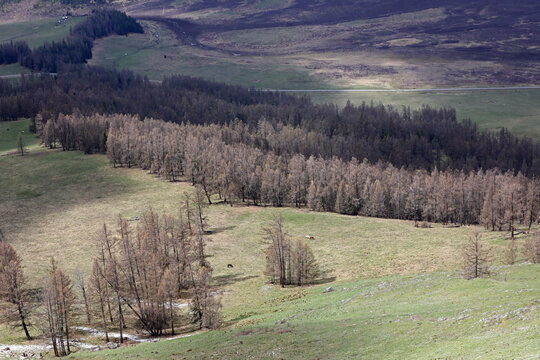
left=0, top=313, right=198, bottom=359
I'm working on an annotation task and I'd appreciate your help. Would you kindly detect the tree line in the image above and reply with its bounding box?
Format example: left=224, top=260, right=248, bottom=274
left=0, top=10, right=143, bottom=72
left=0, top=194, right=222, bottom=357
left=1, top=66, right=538, bottom=175
left=37, top=113, right=539, bottom=229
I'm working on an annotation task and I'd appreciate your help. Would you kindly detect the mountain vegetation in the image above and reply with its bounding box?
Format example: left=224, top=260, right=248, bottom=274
left=0, top=4, right=538, bottom=358
left=1, top=67, right=538, bottom=175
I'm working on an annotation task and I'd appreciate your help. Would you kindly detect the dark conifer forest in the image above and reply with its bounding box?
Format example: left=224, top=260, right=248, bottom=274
left=0, top=66, right=538, bottom=175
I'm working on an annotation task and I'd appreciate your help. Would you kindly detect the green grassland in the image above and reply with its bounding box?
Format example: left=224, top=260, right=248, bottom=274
left=0, top=16, right=85, bottom=48
left=306, top=89, right=540, bottom=139
left=73, top=265, right=540, bottom=359
left=0, top=63, right=29, bottom=76
left=1, top=119, right=538, bottom=358
left=89, top=21, right=325, bottom=89
left=0, top=118, right=38, bottom=153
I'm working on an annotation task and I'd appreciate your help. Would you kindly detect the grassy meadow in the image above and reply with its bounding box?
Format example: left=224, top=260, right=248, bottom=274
left=0, top=16, right=85, bottom=48
left=306, top=89, right=540, bottom=139
left=89, top=21, right=324, bottom=89
left=73, top=265, right=540, bottom=359
left=0, top=119, right=538, bottom=358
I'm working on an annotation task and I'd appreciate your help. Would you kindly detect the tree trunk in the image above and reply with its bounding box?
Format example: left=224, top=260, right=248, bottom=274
left=17, top=304, right=31, bottom=340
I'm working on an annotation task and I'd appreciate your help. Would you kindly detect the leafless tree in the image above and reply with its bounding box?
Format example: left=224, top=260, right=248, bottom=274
left=89, top=260, right=109, bottom=342
left=189, top=264, right=221, bottom=330
left=291, top=238, right=320, bottom=286
left=263, top=216, right=290, bottom=288
left=462, top=233, right=492, bottom=279
left=74, top=269, right=91, bottom=325
left=43, top=259, right=75, bottom=357
left=504, top=235, right=518, bottom=265
left=264, top=216, right=320, bottom=287
left=16, top=133, right=25, bottom=156
left=0, top=243, right=32, bottom=340
left=523, top=233, right=540, bottom=263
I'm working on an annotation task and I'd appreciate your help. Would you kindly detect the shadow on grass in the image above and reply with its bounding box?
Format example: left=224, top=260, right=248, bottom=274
left=213, top=273, right=259, bottom=286
left=206, top=225, right=236, bottom=234
left=311, top=275, right=337, bottom=285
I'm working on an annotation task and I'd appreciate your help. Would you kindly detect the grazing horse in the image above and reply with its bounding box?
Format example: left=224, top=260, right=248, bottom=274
left=227, top=264, right=234, bottom=268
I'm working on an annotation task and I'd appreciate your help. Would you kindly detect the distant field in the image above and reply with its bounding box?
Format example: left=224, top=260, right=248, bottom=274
left=0, top=63, right=29, bottom=76
left=89, top=21, right=324, bottom=89
left=89, top=21, right=540, bottom=139
left=0, top=16, right=85, bottom=48
left=0, top=14, right=537, bottom=138
left=306, top=90, right=540, bottom=139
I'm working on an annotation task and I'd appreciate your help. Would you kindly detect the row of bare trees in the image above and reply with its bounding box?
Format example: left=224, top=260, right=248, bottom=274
left=37, top=114, right=539, bottom=230
left=0, top=192, right=221, bottom=357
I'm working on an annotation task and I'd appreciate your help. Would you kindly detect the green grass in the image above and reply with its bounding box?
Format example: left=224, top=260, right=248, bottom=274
left=306, top=90, right=540, bottom=139
left=0, top=118, right=38, bottom=153
left=0, top=63, right=30, bottom=76
left=89, top=21, right=327, bottom=89
left=0, top=17, right=85, bottom=48
left=72, top=264, right=540, bottom=359
left=252, top=0, right=289, bottom=10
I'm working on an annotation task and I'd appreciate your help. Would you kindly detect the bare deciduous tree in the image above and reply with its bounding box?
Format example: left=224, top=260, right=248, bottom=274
left=0, top=243, right=32, bottom=340
left=292, top=238, right=320, bottom=286
left=189, top=264, right=221, bottom=330
left=462, top=233, right=492, bottom=279
left=89, top=260, right=109, bottom=343
left=504, top=235, right=518, bottom=265
left=74, top=269, right=91, bottom=325
left=264, top=216, right=320, bottom=287
left=16, top=133, right=25, bottom=156
left=43, top=259, right=75, bottom=357
left=523, top=234, right=540, bottom=263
